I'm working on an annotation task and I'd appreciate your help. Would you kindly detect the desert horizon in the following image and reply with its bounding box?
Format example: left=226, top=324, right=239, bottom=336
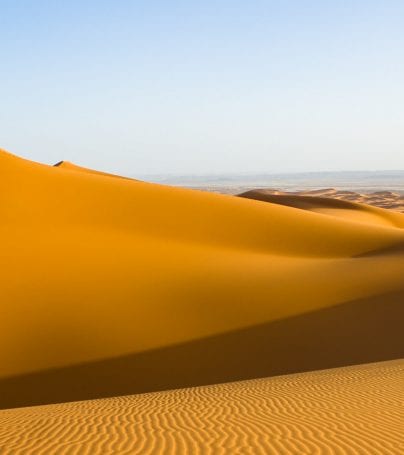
left=141, top=169, right=404, bottom=190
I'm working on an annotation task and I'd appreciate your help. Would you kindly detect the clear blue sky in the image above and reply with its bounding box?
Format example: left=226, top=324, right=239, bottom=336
left=1, top=1, right=403, bottom=175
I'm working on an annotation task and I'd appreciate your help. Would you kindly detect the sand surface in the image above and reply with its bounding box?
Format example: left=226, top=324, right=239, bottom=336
left=0, top=360, right=402, bottom=454
left=0, top=149, right=404, bottom=409
left=1, top=149, right=403, bottom=451
left=238, top=187, right=404, bottom=212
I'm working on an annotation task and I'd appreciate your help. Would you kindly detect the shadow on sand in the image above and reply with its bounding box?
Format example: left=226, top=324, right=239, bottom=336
left=1, top=290, right=403, bottom=409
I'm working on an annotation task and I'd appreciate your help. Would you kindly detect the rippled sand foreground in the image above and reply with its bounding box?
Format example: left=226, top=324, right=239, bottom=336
left=0, top=360, right=402, bottom=454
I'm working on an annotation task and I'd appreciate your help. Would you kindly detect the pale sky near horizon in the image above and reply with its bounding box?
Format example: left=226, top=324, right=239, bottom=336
left=1, top=1, right=404, bottom=176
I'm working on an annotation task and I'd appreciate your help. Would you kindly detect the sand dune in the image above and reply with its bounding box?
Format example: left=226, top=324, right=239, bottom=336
left=239, top=187, right=404, bottom=213
left=238, top=190, right=404, bottom=228
left=0, top=360, right=402, bottom=454
left=54, top=160, right=135, bottom=180
left=1, top=148, right=404, bottom=410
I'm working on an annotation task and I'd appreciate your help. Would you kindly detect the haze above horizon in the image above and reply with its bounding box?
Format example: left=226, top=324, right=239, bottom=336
left=1, top=1, right=403, bottom=175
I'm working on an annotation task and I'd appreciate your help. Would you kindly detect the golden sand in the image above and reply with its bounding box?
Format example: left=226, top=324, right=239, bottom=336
left=0, top=149, right=403, bottom=410
left=0, top=360, right=402, bottom=454
left=239, top=187, right=404, bottom=213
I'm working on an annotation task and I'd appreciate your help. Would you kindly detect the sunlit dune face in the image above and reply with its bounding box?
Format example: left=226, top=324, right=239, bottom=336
left=238, top=190, right=404, bottom=226
left=239, top=188, right=404, bottom=214
left=0, top=149, right=403, bottom=411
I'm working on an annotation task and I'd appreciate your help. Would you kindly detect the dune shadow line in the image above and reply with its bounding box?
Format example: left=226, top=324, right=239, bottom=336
left=238, top=191, right=366, bottom=210
left=0, top=290, right=403, bottom=410
left=353, top=241, right=404, bottom=257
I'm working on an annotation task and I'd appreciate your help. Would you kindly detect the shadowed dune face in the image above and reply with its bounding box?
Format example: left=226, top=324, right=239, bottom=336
left=1, top=149, right=404, bottom=409
left=0, top=290, right=402, bottom=409
left=0, top=360, right=402, bottom=454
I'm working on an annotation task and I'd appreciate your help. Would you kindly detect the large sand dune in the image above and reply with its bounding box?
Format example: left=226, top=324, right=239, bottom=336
left=0, top=360, right=402, bottom=454
left=1, top=149, right=404, bottom=410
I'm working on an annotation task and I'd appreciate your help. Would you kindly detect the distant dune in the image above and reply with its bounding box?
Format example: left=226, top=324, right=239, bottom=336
left=0, top=149, right=403, bottom=411
left=0, top=360, right=402, bottom=454
left=239, top=187, right=404, bottom=213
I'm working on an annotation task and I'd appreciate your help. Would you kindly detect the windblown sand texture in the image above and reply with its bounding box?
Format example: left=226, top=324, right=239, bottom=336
left=0, top=360, right=402, bottom=454
left=1, top=149, right=404, bottom=414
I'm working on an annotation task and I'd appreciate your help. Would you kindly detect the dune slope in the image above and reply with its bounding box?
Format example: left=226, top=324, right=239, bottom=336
left=195, top=186, right=404, bottom=212
left=238, top=189, right=404, bottom=227
left=1, top=149, right=404, bottom=408
left=0, top=360, right=402, bottom=454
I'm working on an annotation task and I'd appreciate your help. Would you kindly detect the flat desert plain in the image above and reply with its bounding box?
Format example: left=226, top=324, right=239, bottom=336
left=0, top=149, right=403, bottom=453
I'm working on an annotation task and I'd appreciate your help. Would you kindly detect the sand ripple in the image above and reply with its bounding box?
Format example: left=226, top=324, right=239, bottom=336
left=0, top=360, right=402, bottom=454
